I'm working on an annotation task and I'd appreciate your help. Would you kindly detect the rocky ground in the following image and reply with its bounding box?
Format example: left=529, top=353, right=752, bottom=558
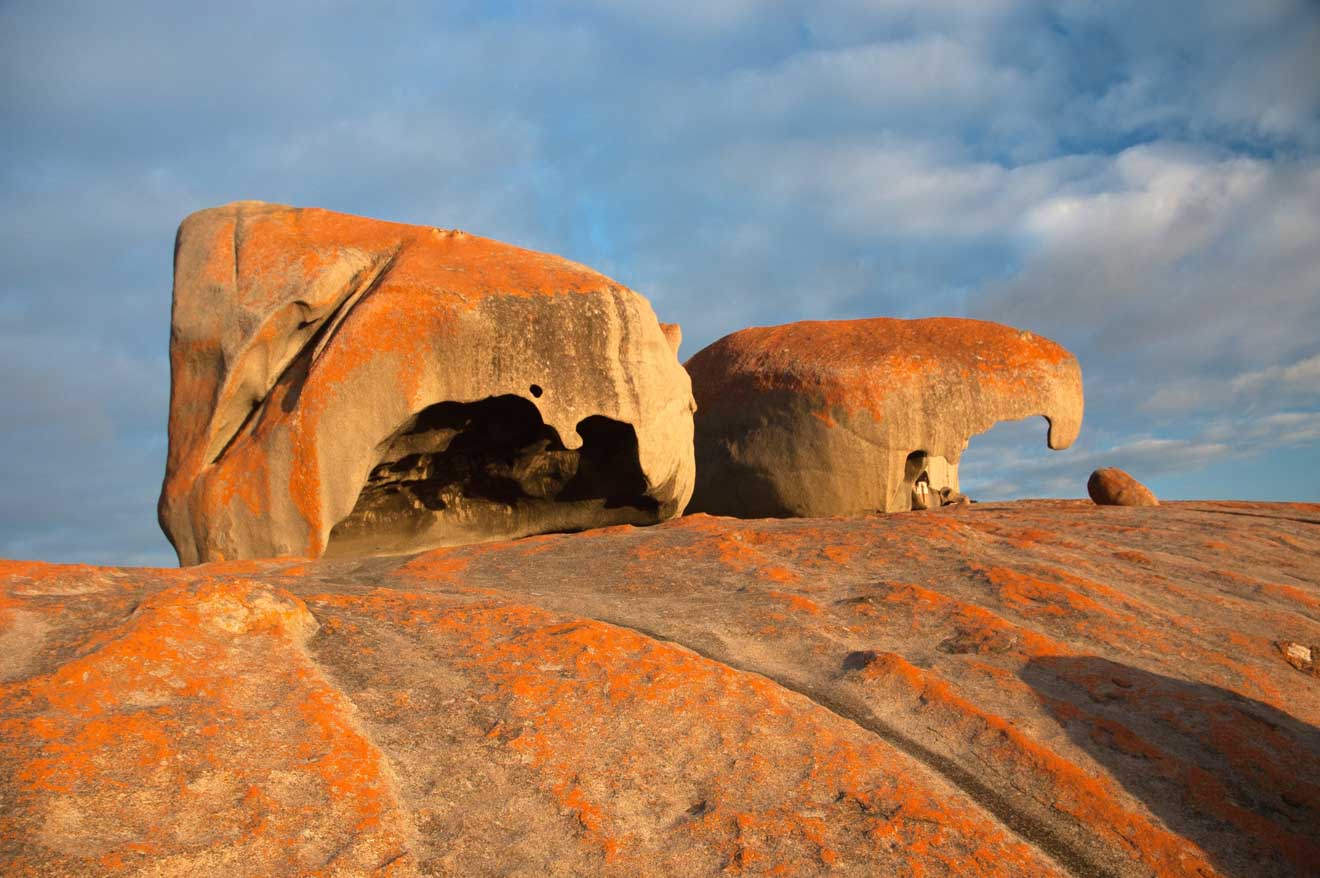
left=2, top=500, right=1318, bottom=877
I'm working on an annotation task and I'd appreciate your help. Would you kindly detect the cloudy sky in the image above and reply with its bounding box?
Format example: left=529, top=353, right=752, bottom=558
left=2, top=0, right=1318, bottom=565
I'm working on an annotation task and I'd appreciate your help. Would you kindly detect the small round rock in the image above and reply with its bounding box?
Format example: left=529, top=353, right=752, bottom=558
left=1088, top=468, right=1159, bottom=507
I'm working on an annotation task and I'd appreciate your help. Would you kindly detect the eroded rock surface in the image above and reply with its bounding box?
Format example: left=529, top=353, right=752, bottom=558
left=159, top=202, right=695, bottom=566
left=684, top=318, right=1083, bottom=517
left=1089, top=468, right=1160, bottom=507
left=3, top=501, right=1318, bottom=876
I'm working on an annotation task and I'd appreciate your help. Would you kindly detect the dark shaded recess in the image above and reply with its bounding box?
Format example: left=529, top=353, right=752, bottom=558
left=687, top=394, right=802, bottom=518
left=1021, top=655, right=1320, bottom=878
left=904, top=450, right=928, bottom=511
left=686, top=452, right=796, bottom=518
left=559, top=415, right=656, bottom=509
left=332, top=394, right=657, bottom=546
left=904, top=450, right=928, bottom=486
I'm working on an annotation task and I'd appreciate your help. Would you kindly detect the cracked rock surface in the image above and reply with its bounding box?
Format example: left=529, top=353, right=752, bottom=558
left=3, top=500, right=1319, bottom=876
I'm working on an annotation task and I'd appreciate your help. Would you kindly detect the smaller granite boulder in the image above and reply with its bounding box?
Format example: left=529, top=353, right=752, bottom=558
left=1087, top=468, right=1159, bottom=507
left=684, top=318, right=1084, bottom=518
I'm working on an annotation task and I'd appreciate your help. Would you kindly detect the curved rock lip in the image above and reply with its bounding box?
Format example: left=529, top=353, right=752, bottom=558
left=684, top=317, right=1084, bottom=517
left=3, top=500, right=1317, bottom=876
left=158, top=202, right=695, bottom=565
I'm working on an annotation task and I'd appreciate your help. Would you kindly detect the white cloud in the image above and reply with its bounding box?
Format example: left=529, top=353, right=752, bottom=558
left=557, top=0, right=786, bottom=35
left=981, top=146, right=1320, bottom=371
left=705, top=137, right=1102, bottom=239
left=802, top=0, right=1034, bottom=44
left=725, top=34, right=1031, bottom=119
left=1146, top=353, right=1320, bottom=416
left=1203, top=411, right=1320, bottom=449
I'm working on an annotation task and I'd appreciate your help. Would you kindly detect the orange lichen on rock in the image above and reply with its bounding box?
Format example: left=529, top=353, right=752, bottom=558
left=1035, top=657, right=1320, bottom=875
left=2, top=500, right=1316, bottom=876
left=668, top=514, right=878, bottom=585
left=395, top=549, right=472, bottom=583
left=849, top=650, right=1222, bottom=877
left=325, top=590, right=1065, bottom=876
left=160, top=201, right=695, bottom=565
left=0, top=581, right=412, bottom=875
left=687, top=319, right=1075, bottom=419
left=842, top=579, right=1070, bottom=660
left=967, top=563, right=1296, bottom=707
left=685, top=317, right=1083, bottom=517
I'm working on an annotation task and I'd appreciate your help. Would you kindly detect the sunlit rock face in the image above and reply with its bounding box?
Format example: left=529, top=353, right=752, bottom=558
left=684, top=318, right=1084, bottom=518
left=159, top=201, right=695, bottom=565
left=4, top=501, right=1317, bottom=876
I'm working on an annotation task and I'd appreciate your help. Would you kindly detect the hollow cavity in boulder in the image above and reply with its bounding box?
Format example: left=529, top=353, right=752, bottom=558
left=903, top=450, right=964, bottom=512
left=325, top=395, right=658, bottom=558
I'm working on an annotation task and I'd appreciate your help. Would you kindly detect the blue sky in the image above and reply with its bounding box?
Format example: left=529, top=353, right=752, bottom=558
left=2, top=0, right=1318, bottom=565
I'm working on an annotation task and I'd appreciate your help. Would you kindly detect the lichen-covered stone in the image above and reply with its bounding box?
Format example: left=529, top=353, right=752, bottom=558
left=683, top=318, right=1083, bottom=517
left=4, top=500, right=1317, bottom=876
left=159, top=202, right=695, bottom=565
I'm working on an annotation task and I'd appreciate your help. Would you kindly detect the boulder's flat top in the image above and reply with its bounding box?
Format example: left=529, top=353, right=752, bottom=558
left=684, top=318, right=1077, bottom=410
left=2, top=501, right=1318, bottom=877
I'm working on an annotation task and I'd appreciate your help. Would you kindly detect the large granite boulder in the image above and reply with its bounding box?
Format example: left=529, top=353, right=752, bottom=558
left=158, top=202, right=695, bottom=565
left=684, top=318, right=1084, bottom=517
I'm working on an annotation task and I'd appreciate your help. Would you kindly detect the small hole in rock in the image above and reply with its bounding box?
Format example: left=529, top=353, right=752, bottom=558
left=529, top=384, right=543, bottom=398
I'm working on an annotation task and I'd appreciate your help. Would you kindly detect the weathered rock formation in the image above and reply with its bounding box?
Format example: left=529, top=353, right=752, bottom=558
left=1089, top=467, right=1159, bottom=507
left=659, top=322, right=683, bottom=356
left=158, top=202, right=695, bottom=566
left=3, top=501, right=1318, bottom=876
left=684, top=318, right=1084, bottom=518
